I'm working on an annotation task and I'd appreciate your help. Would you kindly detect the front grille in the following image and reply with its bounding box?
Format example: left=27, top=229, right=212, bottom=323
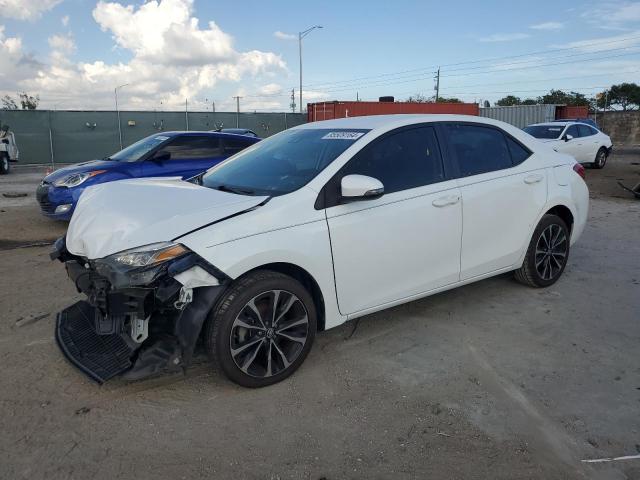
left=36, top=183, right=56, bottom=214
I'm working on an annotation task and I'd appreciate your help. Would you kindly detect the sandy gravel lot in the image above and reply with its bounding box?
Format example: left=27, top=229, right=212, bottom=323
left=0, top=151, right=639, bottom=479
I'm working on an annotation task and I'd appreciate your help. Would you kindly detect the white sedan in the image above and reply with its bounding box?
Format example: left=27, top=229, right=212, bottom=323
left=524, top=121, right=612, bottom=169
left=52, top=115, right=589, bottom=387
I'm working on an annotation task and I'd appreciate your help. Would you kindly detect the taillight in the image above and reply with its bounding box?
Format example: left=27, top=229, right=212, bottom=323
left=573, top=163, right=586, bottom=180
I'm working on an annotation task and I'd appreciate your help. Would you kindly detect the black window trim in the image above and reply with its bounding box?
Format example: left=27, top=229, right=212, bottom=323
left=315, top=122, right=454, bottom=210
left=439, top=121, right=533, bottom=178
left=140, top=133, right=229, bottom=162
left=221, top=135, right=255, bottom=155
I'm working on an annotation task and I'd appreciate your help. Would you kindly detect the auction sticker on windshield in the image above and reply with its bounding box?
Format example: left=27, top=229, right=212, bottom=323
left=322, top=131, right=366, bottom=140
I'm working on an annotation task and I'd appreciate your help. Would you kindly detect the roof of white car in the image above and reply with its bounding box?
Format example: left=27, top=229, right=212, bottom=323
left=529, top=122, right=571, bottom=127
left=295, top=114, right=506, bottom=131
left=529, top=121, right=595, bottom=127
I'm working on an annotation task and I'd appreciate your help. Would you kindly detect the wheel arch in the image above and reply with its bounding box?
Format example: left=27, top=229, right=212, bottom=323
left=515, top=198, right=578, bottom=268
left=244, top=262, right=327, bottom=332
left=544, top=204, right=574, bottom=233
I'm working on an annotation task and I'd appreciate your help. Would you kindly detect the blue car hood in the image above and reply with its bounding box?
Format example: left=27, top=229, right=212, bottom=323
left=44, top=159, right=124, bottom=183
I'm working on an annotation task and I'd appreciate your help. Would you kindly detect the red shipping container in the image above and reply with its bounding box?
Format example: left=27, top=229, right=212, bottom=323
left=307, top=101, right=479, bottom=122
left=555, top=105, right=589, bottom=119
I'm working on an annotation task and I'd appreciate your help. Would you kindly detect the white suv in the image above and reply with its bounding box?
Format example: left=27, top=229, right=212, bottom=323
left=524, top=121, right=612, bottom=169
left=52, top=115, right=589, bottom=387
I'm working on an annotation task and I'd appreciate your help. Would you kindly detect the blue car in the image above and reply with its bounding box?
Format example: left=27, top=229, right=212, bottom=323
left=36, top=131, right=259, bottom=220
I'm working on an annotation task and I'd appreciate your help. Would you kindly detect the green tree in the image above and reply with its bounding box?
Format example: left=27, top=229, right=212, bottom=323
left=1, top=95, right=18, bottom=110
left=496, top=95, right=521, bottom=106
left=596, top=83, right=640, bottom=111
left=406, top=93, right=430, bottom=103
left=437, top=97, right=462, bottom=103
left=537, top=89, right=589, bottom=107
left=18, top=92, right=39, bottom=110
left=521, top=98, right=537, bottom=105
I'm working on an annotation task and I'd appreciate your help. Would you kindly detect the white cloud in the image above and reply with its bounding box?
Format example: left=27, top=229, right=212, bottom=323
left=0, top=0, right=287, bottom=110
left=582, top=1, right=640, bottom=30
left=274, top=30, right=296, bottom=40
left=92, top=0, right=240, bottom=66
left=48, top=33, right=75, bottom=53
left=258, top=83, right=282, bottom=95
left=0, top=0, right=62, bottom=21
left=530, top=22, right=564, bottom=30
left=61, top=15, right=69, bottom=27
left=553, top=30, right=640, bottom=52
left=479, top=33, right=530, bottom=42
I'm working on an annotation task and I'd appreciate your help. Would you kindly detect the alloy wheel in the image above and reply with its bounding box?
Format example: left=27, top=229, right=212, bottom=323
left=535, top=224, right=568, bottom=281
left=229, top=289, right=309, bottom=378
left=597, top=151, right=606, bottom=168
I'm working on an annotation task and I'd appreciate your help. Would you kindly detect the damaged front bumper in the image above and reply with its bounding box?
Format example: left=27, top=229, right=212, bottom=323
left=51, top=237, right=229, bottom=383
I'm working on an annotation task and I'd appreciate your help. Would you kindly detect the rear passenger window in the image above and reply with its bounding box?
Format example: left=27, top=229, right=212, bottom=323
left=578, top=125, right=594, bottom=137
left=506, top=136, right=531, bottom=166
left=162, top=136, right=223, bottom=159
left=565, top=125, right=580, bottom=138
left=224, top=137, right=251, bottom=155
left=341, top=126, right=444, bottom=194
left=445, top=124, right=512, bottom=176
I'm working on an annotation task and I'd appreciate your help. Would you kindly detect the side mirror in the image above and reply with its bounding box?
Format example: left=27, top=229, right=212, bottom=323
left=340, top=174, right=384, bottom=201
left=563, top=134, right=573, bottom=142
left=152, top=150, right=171, bottom=162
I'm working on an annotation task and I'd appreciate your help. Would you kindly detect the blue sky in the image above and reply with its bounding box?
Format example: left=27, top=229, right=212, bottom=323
left=1, top=0, right=639, bottom=111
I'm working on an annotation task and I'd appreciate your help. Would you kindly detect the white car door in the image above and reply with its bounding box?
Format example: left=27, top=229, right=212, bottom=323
left=554, top=124, right=586, bottom=161
left=577, top=124, right=601, bottom=162
left=443, top=123, right=547, bottom=280
left=323, top=125, right=462, bottom=315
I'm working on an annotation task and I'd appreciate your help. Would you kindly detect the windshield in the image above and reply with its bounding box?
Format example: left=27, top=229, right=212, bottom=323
left=523, top=125, right=565, bottom=139
left=201, top=128, right=370, bottom=196
left=108, top=134, right=171, bottom=161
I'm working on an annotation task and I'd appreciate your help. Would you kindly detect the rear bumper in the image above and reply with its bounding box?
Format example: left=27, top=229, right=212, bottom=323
left=51, top=237, right=228, bottom=383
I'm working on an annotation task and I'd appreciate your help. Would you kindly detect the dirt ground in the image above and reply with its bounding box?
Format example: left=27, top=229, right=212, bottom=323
left=0, top=152, right=639, bottom=479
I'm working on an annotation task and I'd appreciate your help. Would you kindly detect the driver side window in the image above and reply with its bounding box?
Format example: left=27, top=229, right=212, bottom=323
left=340, top=126, right=445, bottom=194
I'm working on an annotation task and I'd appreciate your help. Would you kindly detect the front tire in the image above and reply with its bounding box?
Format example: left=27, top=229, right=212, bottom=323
left=515, top=214, right=570, bottom=288
left=204, top=270, right=317, bottom=388
left=0, top=154, right=9, bottom=175
left=592, top=148, right=607, bottom=169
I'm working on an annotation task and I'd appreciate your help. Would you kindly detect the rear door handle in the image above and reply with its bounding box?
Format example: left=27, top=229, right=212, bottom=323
left=432, top=195, right=460, bottom=207
left=524, top=174, right=544, bottom=185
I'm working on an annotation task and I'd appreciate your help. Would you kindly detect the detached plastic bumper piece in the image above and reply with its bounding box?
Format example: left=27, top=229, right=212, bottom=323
left=56, top=301, right=135, bottom=383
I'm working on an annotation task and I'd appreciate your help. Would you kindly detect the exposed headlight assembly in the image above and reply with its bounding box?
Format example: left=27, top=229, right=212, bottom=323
left=53, top=170, right=106, bottom=188
left=94, top=242, right=189, bottom=287
left=110, top=242, right=189, bottom=268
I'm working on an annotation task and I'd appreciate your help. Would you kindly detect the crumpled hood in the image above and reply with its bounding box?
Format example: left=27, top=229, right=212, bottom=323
left=44, top=159, right=122, bottom=183
left=66, top=177, right=267, bottom=259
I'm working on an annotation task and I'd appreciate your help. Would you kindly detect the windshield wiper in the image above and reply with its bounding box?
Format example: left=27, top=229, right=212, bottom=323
left=215, top=184, right=255, bottom=195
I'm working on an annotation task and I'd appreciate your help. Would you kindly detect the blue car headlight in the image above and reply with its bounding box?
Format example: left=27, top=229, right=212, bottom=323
left=53, top=170, right=106, bottom=188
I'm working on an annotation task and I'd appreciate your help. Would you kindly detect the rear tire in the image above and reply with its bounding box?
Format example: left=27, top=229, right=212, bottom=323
left=0, top=154, right=9, bottom=175
left=592, top=147, right=607, bottom=169
left=515, top=214, right=570, bottom=288
left=204, top=270, right=317, bottom=388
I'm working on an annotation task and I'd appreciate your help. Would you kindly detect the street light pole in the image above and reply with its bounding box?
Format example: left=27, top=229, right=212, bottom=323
left=298, top=25, right=322, bottom=114
left=114, top=83, right=129, bottom=150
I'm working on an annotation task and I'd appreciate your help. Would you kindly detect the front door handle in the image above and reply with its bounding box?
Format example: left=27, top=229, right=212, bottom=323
left=432, top=195, right=460, bottom=207
left=524, top=174, right=544, bottom=185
